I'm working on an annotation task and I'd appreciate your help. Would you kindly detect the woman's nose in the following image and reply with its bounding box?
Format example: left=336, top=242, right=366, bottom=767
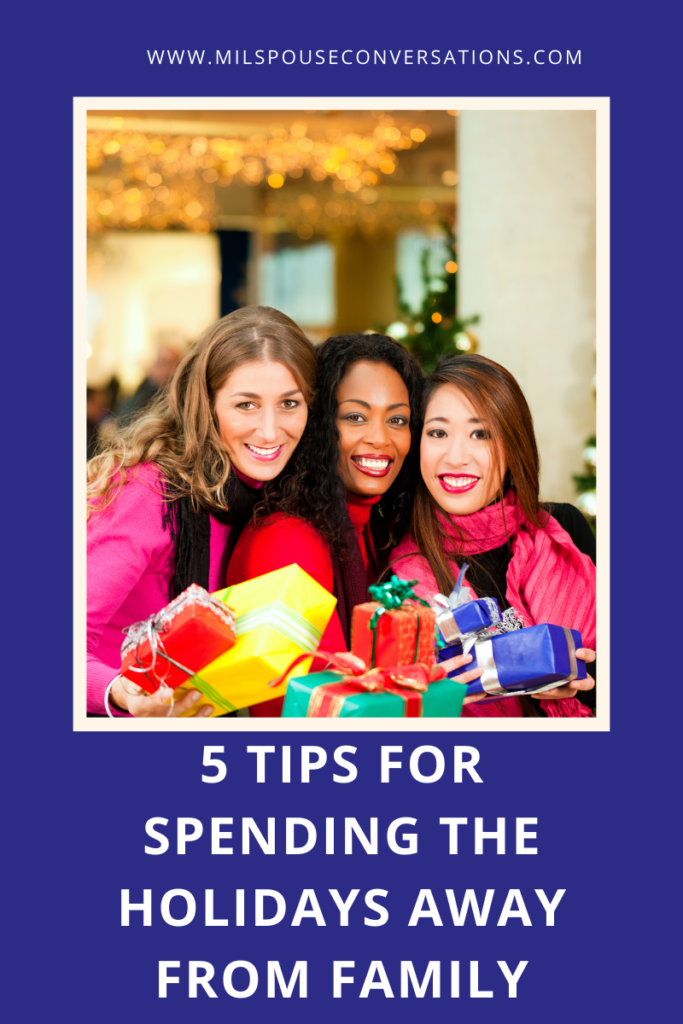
left=361, top=417, right=391, bottom=447
left=443, top=437, right=471, bottom=466
left=256, top=405, right=279, bottom=442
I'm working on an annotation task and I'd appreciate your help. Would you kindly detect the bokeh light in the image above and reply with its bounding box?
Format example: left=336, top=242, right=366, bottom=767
left=86, top=111, right=454, bottom=237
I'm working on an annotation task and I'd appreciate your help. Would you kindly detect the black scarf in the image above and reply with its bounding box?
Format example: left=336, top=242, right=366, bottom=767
left=163, top=473, right=261, bottom=599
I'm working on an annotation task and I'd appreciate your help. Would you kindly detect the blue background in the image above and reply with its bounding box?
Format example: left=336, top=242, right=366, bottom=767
left=4, top=1, right=678, bottom=1020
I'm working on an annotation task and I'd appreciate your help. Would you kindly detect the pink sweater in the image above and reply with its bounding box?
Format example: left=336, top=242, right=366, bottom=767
left=87, top=463, right=234, bottom=715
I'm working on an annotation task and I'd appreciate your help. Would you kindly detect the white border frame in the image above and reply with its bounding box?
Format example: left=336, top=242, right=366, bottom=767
left=74, top=96, right=609, bottom=732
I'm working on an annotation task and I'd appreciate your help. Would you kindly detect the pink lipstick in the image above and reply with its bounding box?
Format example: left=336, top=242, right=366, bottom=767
left=244, top=443, right=284, bottom=462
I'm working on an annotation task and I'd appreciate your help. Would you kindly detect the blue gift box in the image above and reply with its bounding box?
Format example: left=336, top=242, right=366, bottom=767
left=431, top=562, right=501, bottom=646
left=438, top=623, right=587, bottom=699
left=436, top=596, right=502, bottom=645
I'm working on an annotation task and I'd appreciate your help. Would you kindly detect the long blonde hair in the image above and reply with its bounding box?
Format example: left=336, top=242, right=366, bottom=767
left=87, top=305, right=317, bottom=518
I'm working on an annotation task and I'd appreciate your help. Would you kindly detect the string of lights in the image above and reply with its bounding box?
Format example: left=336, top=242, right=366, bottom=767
left=86, top=113, right=456, bottom=235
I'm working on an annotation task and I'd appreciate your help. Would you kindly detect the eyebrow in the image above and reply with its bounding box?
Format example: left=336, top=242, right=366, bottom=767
left=425, top=415, right=482, bottom=425
left=338, top=399, right=410, bottom=411
left=231, top=389, right=303, bottom=399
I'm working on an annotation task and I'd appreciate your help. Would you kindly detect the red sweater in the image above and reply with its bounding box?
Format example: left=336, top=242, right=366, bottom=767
left=226, top=493, right=380, bottom=715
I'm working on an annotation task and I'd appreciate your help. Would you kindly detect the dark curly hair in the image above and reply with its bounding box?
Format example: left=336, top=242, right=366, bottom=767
left=260, top=332, right=424, bottom=557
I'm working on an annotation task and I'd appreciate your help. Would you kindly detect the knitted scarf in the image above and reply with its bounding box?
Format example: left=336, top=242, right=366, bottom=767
left=390, top=491, right=596, bottom=718
left=163, top=471, right=261, bottom=599
left=394, top=490, right=596, bottom=651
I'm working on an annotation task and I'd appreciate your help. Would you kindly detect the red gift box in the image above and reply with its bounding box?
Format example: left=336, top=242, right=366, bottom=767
left=351, top=602, right=436, bottom=669
left=121, top=584, right=236, bottom=693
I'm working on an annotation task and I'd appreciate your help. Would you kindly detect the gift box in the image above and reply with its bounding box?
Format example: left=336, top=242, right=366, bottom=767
left=351, top=576, right=436, bottom=669
left=436, top=596, right=502, bottom=644
left=439, top=623, right=587, bottom=699
left=120, top=584, right=236, bottom=693
left=175, top=564, right=337, bottom=717
left=431, top=561, right=501, bottom=645
left=282, top=665, right=468, bottom=718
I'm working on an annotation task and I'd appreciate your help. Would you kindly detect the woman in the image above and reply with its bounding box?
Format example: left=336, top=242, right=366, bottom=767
left=227, top=333, right=486, bottom=714
left=391, top=353, right=596, bottom=719
left=229, top=333, right=424, bottom=647
left=87, top=306, right=317, bottom=718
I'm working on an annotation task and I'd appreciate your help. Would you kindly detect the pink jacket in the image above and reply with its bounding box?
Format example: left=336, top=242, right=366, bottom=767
left=87, top=464, right=232, bottom=715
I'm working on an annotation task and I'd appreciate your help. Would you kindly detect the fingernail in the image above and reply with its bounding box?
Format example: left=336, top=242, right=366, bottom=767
left=191, top=691, right=201, bottom=702
left=202, top=707, right=213, bottom=717
left=464, top=654, right=472, bottom=662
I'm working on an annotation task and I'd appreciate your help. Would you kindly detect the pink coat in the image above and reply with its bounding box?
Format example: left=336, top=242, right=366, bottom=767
left=87, top=464, right=233, bottom=715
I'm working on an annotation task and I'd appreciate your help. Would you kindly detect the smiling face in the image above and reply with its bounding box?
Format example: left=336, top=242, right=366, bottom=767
left=420, top=383, right=506, bottom=514
left=214, top=360, right=308, bottom=481
left=335, top=360, right=412, bottom=497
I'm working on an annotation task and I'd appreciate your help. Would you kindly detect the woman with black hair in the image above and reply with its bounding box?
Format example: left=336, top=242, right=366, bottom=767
left=226, top=333, right=430, bottom=712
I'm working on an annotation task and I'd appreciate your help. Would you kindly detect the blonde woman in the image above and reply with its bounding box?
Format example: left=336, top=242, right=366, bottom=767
left=87, top=306, right=317, bottom=718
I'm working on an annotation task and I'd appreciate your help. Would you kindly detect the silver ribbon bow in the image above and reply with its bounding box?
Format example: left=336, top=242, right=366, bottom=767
left=432, top=563, right=501, bottom=645
left=121, top=615, right=197, bottom=686
left=121, top=583, right=235, bottom=687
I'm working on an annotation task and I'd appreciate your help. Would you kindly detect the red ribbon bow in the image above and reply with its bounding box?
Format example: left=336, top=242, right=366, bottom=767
left=269, top=651, right=447, bottom=718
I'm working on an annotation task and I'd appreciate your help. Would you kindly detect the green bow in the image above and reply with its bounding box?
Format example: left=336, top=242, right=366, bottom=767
left=365, top=576, right=432, bottom=668
left=368, top=575, right=429, bottom=627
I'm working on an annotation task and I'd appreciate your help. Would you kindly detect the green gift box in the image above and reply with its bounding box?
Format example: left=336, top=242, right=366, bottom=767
left=282, top=669, right=468, bottom=718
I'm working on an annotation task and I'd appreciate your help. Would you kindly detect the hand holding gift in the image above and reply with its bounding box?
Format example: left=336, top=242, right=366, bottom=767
left=107, top=677, right=214, bottom=717
left=112, top=567, right=337, bottom=718
left=528, top=647, right=595, bottom=702
left=109, top=583, right=237, bottom=717
left=449, top=646, right=596, bottom=707
left=438, top=607, right=593, bottom=705
left=432, top=564, right=595, bottom=703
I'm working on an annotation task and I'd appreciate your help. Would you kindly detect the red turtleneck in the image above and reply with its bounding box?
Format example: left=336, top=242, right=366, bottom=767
left=226, top=493, right=381, bottom=715
left=340, top=491, right=381, bottom=579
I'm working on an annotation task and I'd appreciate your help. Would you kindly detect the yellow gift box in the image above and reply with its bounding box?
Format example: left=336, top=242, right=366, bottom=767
left=177, top=563, right=337, bottom=716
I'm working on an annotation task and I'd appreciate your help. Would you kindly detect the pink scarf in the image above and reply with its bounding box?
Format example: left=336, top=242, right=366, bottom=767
left=394, top=491, right=596, bottom=648
left=391, top=492, right=596, bottom=719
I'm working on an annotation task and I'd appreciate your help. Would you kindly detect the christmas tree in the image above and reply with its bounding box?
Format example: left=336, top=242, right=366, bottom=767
left=383, top=227, right=480, bottom=372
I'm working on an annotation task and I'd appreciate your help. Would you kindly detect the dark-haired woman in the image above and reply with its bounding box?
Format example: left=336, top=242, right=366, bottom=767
left=228, top=333, right=418, bottom=643
left=391, top=353, right=596, bottom=719
left=87, top=306, right=317, bottom=717
left=227, top=333, right=484, bottom=715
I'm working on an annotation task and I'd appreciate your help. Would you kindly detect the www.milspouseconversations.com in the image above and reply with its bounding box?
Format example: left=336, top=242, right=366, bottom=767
left=145, top=48, right=582, bottom=67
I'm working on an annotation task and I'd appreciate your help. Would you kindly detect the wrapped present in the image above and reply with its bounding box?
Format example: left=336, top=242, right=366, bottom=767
left=351, top=576, right=436, bottom=669
left=439, top=623, right=587, bottom=700
left=175, top=564, right=337, bottom=717
left=120, top=584, right=236, bottom=693
left=432, top=562, right=501, bottom=645
left=282, top=661, right=468, bottom=718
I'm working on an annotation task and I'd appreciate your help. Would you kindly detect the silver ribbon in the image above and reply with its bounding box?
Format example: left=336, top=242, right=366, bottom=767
left=432, top=562, right=501, bottom=645
left=121, top=583, right=235, bottom=687
left=472, top=626, right=580, bottom=697
left=122, top=615, right=198, bottom=685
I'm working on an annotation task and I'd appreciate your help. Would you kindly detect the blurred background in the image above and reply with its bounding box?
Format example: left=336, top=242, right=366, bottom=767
left=85, top=107, right=596, bottom=519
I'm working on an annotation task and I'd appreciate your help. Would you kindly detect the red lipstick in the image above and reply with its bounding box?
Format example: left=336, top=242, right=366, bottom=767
left=438, top=473, right=480, bottom=494
left=351, top=454, right=394, bottom=478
